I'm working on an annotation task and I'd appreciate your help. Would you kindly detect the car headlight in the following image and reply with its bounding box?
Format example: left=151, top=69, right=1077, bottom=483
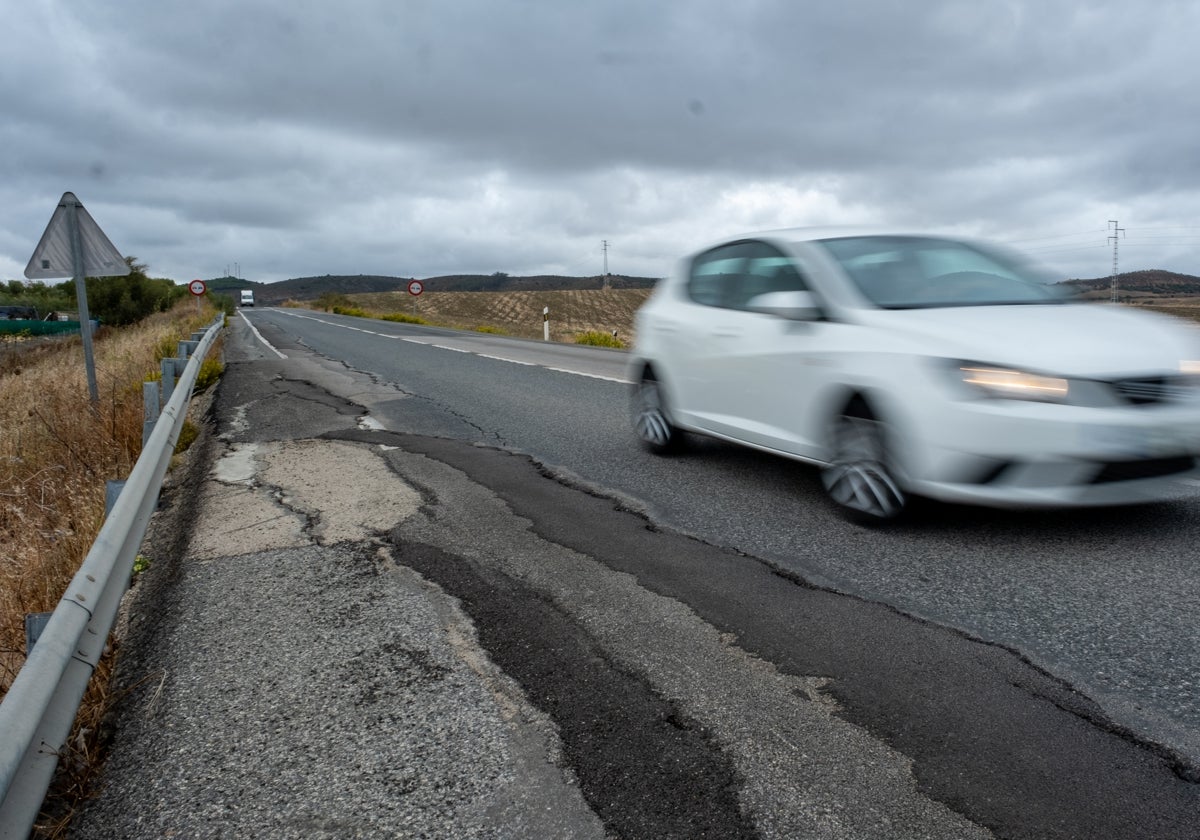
left=959, top=365, right=1069, bottom=402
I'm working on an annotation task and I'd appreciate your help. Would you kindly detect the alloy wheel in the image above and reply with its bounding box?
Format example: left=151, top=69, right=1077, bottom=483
left=822, top=413, right=906, bottom=521
left=633, top=377, right=678, bottom=453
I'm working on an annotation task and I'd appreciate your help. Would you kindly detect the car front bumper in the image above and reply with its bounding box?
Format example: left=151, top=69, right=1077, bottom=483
left=899, top=398, right=1200, bottom=508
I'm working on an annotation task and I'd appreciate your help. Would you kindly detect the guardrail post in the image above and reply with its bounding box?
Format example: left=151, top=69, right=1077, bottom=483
left=160, top=359, right=176, bottom=404
left=105, top=481, right=125, bottom=516
left=178, top=340, right=198, bottom=359
left=143, top=382, right=159, bottom=448
left=23, top=615, right=52, bottom=656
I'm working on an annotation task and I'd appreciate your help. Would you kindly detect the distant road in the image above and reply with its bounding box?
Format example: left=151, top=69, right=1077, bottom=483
left=272, top=307, right=632, bottom=383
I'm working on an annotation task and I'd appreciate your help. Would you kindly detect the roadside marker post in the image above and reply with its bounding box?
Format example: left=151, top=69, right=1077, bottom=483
left=543, top=306, right=550, bottom=341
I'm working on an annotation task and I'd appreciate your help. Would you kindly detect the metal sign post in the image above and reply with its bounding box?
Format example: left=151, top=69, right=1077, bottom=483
left=189, top=279, right=206, bottom=313
left=66, top=202, right=99, bottom=402
left=408, top=279, right=423, bottom=315
left=25, top=192, right=131, bottom=404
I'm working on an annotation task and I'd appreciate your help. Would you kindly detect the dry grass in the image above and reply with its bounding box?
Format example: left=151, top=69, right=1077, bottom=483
left=0, top=302, right=218, bottom=837
left=1130, top=300, right=1200, bottom=323
left=351, top=287, right=653, bottom=343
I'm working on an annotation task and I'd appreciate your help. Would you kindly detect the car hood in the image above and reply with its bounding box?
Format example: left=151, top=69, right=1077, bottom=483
left=859, top=303, right=1200, bottom=377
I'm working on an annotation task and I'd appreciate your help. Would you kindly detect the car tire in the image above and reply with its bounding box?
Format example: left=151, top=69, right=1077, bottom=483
left=633, top=374, right=683, bottom=455
left=822, top=404, right=906, bottom=523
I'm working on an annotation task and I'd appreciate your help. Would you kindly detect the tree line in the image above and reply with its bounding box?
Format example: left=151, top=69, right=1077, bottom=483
left=0, top=257, right=194, bottom=326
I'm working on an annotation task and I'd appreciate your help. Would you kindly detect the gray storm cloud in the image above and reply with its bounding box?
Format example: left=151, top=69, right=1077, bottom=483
left=2, top=0, right=1199, bottom=283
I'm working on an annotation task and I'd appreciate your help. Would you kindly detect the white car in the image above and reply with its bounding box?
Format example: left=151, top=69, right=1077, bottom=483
left=630, top=229, right=1200, bottom=521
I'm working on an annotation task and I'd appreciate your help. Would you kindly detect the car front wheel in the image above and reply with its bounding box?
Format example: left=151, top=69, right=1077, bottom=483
left=632, top=375, right=682, bottom=454
left=822, top=408, right=906, bottom=522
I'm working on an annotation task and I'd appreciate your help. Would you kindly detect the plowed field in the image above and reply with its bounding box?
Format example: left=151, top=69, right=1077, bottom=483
left=352, top=288, right=654, bottom=343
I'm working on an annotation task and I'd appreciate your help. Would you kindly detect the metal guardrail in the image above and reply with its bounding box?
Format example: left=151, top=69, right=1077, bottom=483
left=0, top=314, right=223, bottom=839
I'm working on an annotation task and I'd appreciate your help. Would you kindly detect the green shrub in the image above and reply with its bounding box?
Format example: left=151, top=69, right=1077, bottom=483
left=174, top=419, right=199, bottom=454
left=154, top=333, right=179, bottom=361
left=211, top=293, right=236, bottom=317
left=316, top=293, right=354, bottom=312
left=381, top=312, right=429, bottom=325
left=196, top=356, right=224, bottom=391
left=574, top=330, right=626, bottom=348
left=332, top=305, right=369, bottom=318
left=473, top=325, right=508, bottom=335
left=83, top=257, right=187, bottom=326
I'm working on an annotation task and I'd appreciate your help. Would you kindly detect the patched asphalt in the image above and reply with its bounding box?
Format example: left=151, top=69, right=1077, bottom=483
left=69, top=325, right=1200, bottom=839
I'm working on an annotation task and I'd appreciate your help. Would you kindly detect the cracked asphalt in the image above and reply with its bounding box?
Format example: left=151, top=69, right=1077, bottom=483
left=69, top=321, right=1200, bottom=838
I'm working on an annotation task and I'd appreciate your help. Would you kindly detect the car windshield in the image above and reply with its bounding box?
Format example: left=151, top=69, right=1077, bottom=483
left=816, top=235, right=1066, bottom=309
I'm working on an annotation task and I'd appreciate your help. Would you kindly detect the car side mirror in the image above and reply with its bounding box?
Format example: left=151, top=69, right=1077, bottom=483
left=744, top=290, right=822, bottom=321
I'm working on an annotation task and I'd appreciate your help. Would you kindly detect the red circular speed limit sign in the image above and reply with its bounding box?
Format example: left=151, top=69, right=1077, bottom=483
left=188, top=279, right=206, bottom=296
left=407, top=280, right=424, bottom=296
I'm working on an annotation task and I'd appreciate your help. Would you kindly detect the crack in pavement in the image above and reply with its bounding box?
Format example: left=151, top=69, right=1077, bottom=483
left=347, top=429, right=1200, bottom=840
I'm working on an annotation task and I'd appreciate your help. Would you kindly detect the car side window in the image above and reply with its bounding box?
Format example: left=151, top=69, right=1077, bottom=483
left=688, top=241, right=810, bottom=310
left=688, top=244, right=748, bottom=308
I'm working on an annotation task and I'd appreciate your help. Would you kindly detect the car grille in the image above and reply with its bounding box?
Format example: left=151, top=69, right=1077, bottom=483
left=1110, top=376, right=1191, bottom=406
left=1090, top=456, right=1196, bottom=484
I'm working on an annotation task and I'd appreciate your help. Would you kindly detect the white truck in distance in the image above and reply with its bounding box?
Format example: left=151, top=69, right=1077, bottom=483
left=240, top=290, right=255, bottom=307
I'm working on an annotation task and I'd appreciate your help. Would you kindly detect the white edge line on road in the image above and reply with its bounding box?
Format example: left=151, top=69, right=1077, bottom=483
left=477, top=354, right=537, bottom=366
left=240, top=311, right=287, bottom=359
left=545, top=366, right=632, bottom=384
left=272, top=310, right=632, bottom=383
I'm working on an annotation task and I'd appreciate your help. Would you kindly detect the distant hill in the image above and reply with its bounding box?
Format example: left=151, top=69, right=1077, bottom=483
left=253, top=274, right=411, bottom=302
left=205, top=273, right=660, bottom=304
left=203, top=275, right=253, bottom=294
left=1062, top=270, right=1200, bottom=297
left=416, top=273, right=657, bottom=293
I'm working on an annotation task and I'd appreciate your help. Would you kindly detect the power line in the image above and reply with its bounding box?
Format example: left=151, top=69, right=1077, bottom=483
left=1003, top=229, right=1107, bottom=245
left=1120, top=241, right=1200, bottom=247
left=1018, top=244, right=1107, bottom=255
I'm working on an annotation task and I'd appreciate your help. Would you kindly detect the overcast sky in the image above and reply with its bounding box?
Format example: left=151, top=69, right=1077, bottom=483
left=4, top=0, right=1200, bottom=285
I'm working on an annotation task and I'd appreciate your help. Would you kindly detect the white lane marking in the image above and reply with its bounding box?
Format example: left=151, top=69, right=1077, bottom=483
left=478, top=354, right=537, bottom=366
left=545, top=366, right=632, bottom=384
left=240, top=311, right=287, bottom=358
left=273, top=309, right=629, bottom=383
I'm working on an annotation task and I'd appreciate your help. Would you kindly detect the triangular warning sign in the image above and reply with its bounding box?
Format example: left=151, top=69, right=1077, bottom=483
left=24, top=192, right=131, bottom=279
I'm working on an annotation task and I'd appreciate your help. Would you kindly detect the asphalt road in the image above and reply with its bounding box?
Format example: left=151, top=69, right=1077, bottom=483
left=243, top=307, right=1200, bottom=773
left=74, top=308, right=1198, bottom=836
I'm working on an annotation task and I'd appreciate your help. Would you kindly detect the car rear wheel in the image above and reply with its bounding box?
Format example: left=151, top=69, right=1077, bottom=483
left=633, top=375, right=683, bottom=454
left=822, top=407, right=906, bottom=522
